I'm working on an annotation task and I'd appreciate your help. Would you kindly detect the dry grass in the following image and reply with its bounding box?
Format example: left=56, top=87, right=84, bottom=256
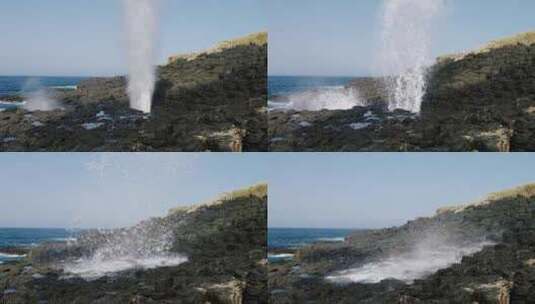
left=169, top=32, right=267, bottom=63
left=487, top=183, right=535, bottom=201
left=437, top=31, right=535, bottom=63
left=481, top=31, right=535, bottom=51
left=215, top=32, right=267, bottom=49
left=219, top=183, right=268, bottom=202
left=437, top=183, right=535, bottom=215
left=169, top=183, right=267, bottom=215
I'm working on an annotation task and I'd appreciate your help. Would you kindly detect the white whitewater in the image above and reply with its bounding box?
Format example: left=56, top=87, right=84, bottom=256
left=378, top=0, right=444, bottom=113
left=272, top=87, right=364, bottom=111
left=123, top=0, right=159, bottom=113
left=63, top=226, right=187, bottom=280
left=327, top=239, right=493, bottom=284
left=64, top=255, right=187, bottom=280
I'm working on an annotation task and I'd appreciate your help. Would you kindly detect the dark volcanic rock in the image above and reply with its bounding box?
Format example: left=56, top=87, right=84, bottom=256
left=268, top=183, right=535, bottom=303
left=0, top=32, right=267, bottom=152
left=270, top=32, right=535, bottom=152
left=0, top=184, right=267, bottom=304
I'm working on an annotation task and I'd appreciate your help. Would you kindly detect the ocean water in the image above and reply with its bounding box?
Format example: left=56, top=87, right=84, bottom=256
left=268, top=76, right=364, bottom=111
left=0, top=76, right=87, bottom=97
left=268, top=228, right=354, bottom=262
left=0, top=228, right=76, bottom=263
left=268, top=228, right=354, bottom=250
left=268, top=76, right=355, bottom=98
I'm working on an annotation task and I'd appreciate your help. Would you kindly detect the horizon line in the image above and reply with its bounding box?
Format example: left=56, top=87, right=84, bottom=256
left=268, top=74, right=369, bottom=78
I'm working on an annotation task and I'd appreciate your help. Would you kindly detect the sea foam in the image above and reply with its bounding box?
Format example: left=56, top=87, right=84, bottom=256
left=271, top=86, right=364, bottom=111
left=63, top=254, right=187, bottom=280
left=326, top=240, right=493, bottom=284
left=61, top=225, right=186, bottom=280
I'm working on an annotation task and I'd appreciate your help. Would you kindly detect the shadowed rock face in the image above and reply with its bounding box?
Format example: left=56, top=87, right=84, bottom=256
left=269, top=32, right=535, bottom=152
left=0, top=32, right=267, bottom=152
left=268, top=183, right=535, bottom=303
left=0, top=184, right=267, bottom=304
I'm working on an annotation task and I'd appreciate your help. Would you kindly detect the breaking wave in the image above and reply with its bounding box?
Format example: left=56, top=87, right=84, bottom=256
left=0, top=253, right=26, bottom=259
left=270, top=86, right=364, bottom=111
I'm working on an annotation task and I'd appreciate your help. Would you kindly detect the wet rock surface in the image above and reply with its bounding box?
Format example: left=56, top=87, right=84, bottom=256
left=0, top=184, right=267, bottom=304
left=0, top=32, right=267, bottom=152
left=270, top=34, right=535, bottom=152
left=268, top=183, right=535, bottom=303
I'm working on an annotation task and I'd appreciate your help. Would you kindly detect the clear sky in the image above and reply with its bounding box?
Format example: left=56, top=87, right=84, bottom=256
left=268, top=0, right=535, bottom=76
left=0, top=0, right=265, bottom=77
left=268, top=153, right=535, bottom=229
left=0, top=153, right=268, bottom=229
left=3, top=153, right=534, bottom=230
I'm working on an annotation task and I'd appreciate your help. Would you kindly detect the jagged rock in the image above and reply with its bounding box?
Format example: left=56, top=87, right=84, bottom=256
left=268, top=183, right=535, bottom=303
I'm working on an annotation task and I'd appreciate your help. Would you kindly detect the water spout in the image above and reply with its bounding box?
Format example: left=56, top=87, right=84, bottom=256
left=122, top=0, right=160, bottom=113
left=378, top=0, right=444, bottom=113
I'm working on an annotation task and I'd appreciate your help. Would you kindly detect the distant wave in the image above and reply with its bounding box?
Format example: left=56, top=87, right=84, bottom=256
left=268, top=253, right=295, bottom=263
left=51, top=237, right=77, bottom=242
left=0, top=253, right=26, bottom=259
left=268, top=100, right=290, bottom=111
left=0, top=101, right=25, bottom=106
left=268, top=253, right=295, bottom=259
left=317, top=237, right=345, bottom=242
left=49, top=85, right=77, bottom=90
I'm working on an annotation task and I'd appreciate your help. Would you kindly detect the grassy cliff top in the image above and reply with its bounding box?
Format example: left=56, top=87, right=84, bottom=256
left=168, top=32, right=267, bottom=63
left=169, top=183, right=267, bottom=215
left=218, top=182, right=268, bottom=202
left=481, top=31, right=535, bottom=51
left=215, top=32, right=267, bottom=49
left=437, top=182, right=535, bottom=215
left=438, top=31, right=535, bottom=62
left=486, top=182, right=535, bottom=201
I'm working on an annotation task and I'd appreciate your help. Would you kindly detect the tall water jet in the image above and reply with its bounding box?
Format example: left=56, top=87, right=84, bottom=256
left=123, top=0, right=159, bottom=113
left=378, top=0, right=444, bottom=113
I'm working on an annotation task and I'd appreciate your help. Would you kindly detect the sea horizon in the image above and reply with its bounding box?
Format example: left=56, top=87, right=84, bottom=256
left=268, top=226, right=363, bottom=230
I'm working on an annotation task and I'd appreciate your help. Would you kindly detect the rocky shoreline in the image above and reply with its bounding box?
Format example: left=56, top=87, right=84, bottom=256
left=0, top=184, right=268, bottom=303
left=268, top=183, right=535, bottom=303
left=270, top=31, right=535, bottom=152
left=0, top=32, right=268, bottom=152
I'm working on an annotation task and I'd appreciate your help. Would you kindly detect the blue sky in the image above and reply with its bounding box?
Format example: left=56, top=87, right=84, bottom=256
left=0, top=0, right=265, bottom=77
left=0, top=153, right=268, bottom=229
left=2, top=153, right=534, bottom=230
left=269, top=0, right=535, bottom=76
left=268, top=153, right=535, bottom=229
